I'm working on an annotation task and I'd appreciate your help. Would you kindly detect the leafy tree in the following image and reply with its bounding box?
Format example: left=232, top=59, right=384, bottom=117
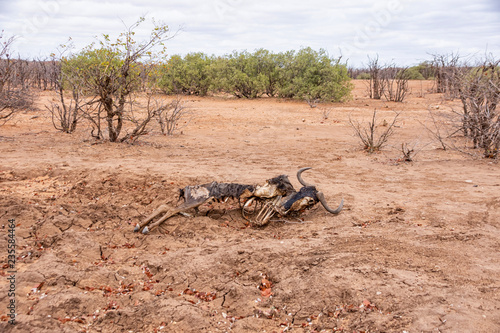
left=218, top=50, right=267, bottom=98
left=356, top=72, right=371, bottom=80
left=157, top=47, right=354, bottom=102
left=278, top=47, right=352, bottom=102
left=61, top=17, right=172, bottom=142
left=183, top=52, right=213, bottom=96
left=158, top=54, right=186, bottom=94
left=405, top=66, right=425, bottom=80
left=413, top=61, right=435, bottom=79
left=253, top=48, right=283, bottom=97
left=159, top=52, right=213, bottom=96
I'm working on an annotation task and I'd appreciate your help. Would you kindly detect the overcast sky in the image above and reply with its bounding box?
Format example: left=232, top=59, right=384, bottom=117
left=1, top=0, right=499, bottom=67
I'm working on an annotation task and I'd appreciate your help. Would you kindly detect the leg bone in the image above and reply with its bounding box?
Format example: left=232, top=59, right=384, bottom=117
left=134, top=204, right=170, bottom=232
left=139, top=198, right=209, bottom=233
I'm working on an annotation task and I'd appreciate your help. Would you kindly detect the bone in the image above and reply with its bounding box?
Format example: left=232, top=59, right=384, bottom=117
left=136, top=168, right=343, bottom=233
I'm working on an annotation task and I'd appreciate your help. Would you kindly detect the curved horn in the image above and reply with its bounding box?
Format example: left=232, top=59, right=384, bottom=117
left=317, top=192, right=344, bottom=214
left=297, top=167, right=313, bottom=187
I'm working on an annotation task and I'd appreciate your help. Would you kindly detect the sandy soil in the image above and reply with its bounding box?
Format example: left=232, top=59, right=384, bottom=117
left=0, top=80, right=499, bottom=332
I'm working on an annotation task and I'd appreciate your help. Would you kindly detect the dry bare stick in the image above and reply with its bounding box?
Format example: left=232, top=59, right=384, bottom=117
left=120, top=94, right=158, bottom=143
left=366, top=55, right=386, bottom=100
left=383, top=66, right=411, bottom=102
left=82, top=101, right=104, bottom=140
left=349, top=110, right=401, bottom=153
left=305, top=97, right=319, bottom=108
left=320, top=108, right=331, bottom=121
left=0, top=32, right=34, bottom=124
left=399, top=140, right=430, bottom=162
left=155, top=95, right=192, bottom=135
left=452, top=59, right=500, bottom=158
left=419, top=107, right=451, bottom=150
left=401, top=143, right=414, bottom=161
left=47, top=84, right=86, bottom=133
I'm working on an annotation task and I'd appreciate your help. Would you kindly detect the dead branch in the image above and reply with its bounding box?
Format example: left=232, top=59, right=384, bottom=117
left=383, top=66, right=411, bottom=102
left=47, top=84, right=86, bottom=133
left=120, top=94, right=158, bottom=143
left=366, top=55, right=386, bottom=100
left=155, top=95, right=192, bottom=135
left=0, top=31, right=34, bottom=123
left=349, top=110, right=401, bottom=153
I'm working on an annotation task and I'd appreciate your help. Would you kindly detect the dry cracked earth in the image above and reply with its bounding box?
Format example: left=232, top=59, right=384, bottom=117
left=1, top=81, right=499, bottom=332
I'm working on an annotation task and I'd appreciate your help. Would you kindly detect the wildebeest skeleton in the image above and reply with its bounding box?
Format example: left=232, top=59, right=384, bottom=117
left=134, top=167, right=343, bottom=233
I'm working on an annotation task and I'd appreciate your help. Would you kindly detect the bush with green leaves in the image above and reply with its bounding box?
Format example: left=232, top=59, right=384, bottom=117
left=412, top=61, right=435, bottom=80
left=404, top=66, right=425, bottom=80
left=252, top=48, right=283, bottom=97
left=356, top=72, right=371, bottom=80
left=158, top=48, right=353, bottom=102
left=278, top=47, right=353, bottom=102
left=213, top=50, right=272, bottom=98
left=59, top=17, right=172, bottom=142
left=158, top=52, right=213, bottom=96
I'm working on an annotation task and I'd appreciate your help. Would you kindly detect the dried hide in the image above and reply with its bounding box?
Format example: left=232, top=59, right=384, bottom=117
left=179, top=182, right=255, bottom=205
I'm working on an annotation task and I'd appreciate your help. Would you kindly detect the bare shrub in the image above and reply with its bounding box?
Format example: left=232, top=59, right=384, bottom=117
left=454, top=59, right=500, bottom=158
left=120, top=97, right=159, bottom=144
left=430, top=52, right=461, bottom=98
left=349, top=110, right=401, bottom=153
left=305, top=97, right=319, bottom=108
left=364, top=56, right=410, bottom=102
left=0, top=90, right=34, bottom=124
left=421, top=55, right=500, bottom=159
left=46, top=51, right=88, bottom=133
left=399, top=141, right=428, bottom=162
left=400, top=142, right=414, bottom=162
left=383, top=66, right=411, bottom=102
left=47, top=88, right=85, bottom=133
left=366, top=55, right=385, bottom=100
left=155, top=95, right=191, bottom=135
left=0, top=31, right=34, bottom=124
left=320, top=108, right=331, bottom=122
left=82, top=102, right=105, bottom=140
left=420, top=107, right=453, bottom=151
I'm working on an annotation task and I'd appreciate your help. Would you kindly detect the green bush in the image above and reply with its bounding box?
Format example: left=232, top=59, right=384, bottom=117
left=411, top=61, right=434, bottom=79
left=158, top=52, right=213, bottom=95
left=278, top=47, right=352, bottom=102
left=404, top=66, right=425, bottom=80
left=62, top=47, right=135, bottom=94
left=157, top=48, right=353, bottom=102
left=253, top=48, right=283, bottom=97
left=218, top=50, right=267, bottom=98
left=356, top=72, right=371, bottom=80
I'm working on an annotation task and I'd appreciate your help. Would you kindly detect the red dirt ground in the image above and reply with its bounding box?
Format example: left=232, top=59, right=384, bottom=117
left=1, top=81, right=499, bottom=332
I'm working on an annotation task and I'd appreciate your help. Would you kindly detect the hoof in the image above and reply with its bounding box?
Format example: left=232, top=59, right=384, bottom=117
left=133, top=223, right=140, bottom=232
left=142, top=226, right=149, bottom=234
